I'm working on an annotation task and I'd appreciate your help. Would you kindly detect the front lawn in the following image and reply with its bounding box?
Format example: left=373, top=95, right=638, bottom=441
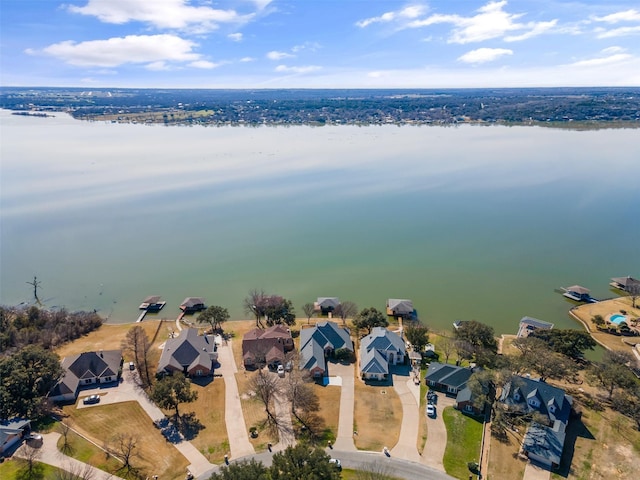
left=0, top=459, right=63, bottom=480
left=442, top=406, right=483, bottom=480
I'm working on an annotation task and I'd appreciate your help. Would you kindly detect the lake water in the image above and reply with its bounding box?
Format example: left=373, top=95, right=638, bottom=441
left=1, top=109, right=639, bottom=335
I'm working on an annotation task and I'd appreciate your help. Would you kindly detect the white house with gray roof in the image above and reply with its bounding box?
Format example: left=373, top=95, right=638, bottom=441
left=299, top=321, right=352, bottom=378
left=359, top=327, right=406, bottom=380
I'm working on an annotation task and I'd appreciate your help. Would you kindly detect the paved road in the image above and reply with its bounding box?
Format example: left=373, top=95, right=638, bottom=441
left=391, top=375, right=421, bottom=462
left=421, top=393, right=455, bottom=471
left=15, top=432, right=125, bottom=480
left=331, top=362, right=357, bottom=451
left=273, top=387, right=295, bottom=451
left=215, top=340, right=256, bottom=460
left=212, top=449, right=456, bottom=480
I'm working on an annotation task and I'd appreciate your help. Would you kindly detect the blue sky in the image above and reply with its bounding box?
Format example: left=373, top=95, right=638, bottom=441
left=1, top=0, right=639, bottom=88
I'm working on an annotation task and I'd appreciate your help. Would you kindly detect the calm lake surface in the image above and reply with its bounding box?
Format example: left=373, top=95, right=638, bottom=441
left=1, top=109, right=639, bottom=334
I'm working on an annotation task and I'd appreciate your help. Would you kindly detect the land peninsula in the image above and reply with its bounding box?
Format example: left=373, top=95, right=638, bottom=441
left=1, top=86, right=639, bottom=128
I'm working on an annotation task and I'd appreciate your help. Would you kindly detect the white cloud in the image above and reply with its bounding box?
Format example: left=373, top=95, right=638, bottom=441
left=240, top=57, right=255, bottom=62
left=593, top=9, right=640, bottom=24
left=504, top=20, right=557, bottom=42
left=356, top=4, right=427, bottom=28
left=292, top=42, right=321, bottom=53
left=275, top=65, right=321, bottom=74
left=601, top=46, right=625, bottom=54
left=567, top=53, right=633, bottom=67
left=267, top=51, right=294, bottom=60
left=189, top=60, right=219, bottom=69
left=146, top=61, right=171, bottom=71
left=458, top=47, right=513, bottom=64
left=41, top=34, right=200, bottom=67
left=67, top=0, right=251, bottom=31
left=407, top=1, right=556, bottom=44
left=228, top=33, right=243, bottom=42
left=595, top=25, right=640, bottom=38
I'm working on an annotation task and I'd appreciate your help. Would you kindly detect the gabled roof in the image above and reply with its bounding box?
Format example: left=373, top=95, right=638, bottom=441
left=317, top=297, right=340, bottom=309
left=611, top=276, right=640, bottom=288
left=387, top=299, right=414, bottom=314
left=158, top=328, right=214, bottom=373
left=523, top=421, right=566, bottom=465
left=181, top=297, right=205, bottom=308
left=566, top=285, right=590, bottom=294
left=142, top=295, right=162, bottom=304
left=455, top=386, right=473, bottom=404
left=361, top=327, right=406, bottom=356
left=360, top=348, right=388, bottom=375
left=299, top=321, right=352, bottom=374
left=499, top=376, right=572, bottom=424
left=424, top=362, right=473, bottom=390
left=50, top=350, right=121, bottom=399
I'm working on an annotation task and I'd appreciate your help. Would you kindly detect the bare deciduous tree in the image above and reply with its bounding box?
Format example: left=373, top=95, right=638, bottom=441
left=21, top=442, right=43, bottom=479
left=440, top=335, right=454, bottom=364
left=122, top=326, right=152, bottom=388
left=302, top=303, right=315, bottom=325
left=249, top=369, right=281, bottom=429
left=60, top=422, right=72, bottom=454
left=284, top=369, right=324, bottom=440
left=334, top=301, right=358, bottom=325
left=244, top=289, right=268, bottom=328
left=107, top=433, right=139, bottom=474
left=55, top=461, right=98, bottom=480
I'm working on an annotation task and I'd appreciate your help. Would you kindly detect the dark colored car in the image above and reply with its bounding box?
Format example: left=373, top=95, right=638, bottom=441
left=83, top=394, right=100, bottom=404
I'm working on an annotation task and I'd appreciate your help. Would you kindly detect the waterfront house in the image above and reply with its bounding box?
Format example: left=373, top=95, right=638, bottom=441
left=180, top=297, right=206, bottom=313
left=562, top=285, right=593, bottom=302
left=610, top=276, right=640, bottom=293
left=517, top=316, right=554, bottom=338
left=157, top=328, right=217, bottom=377
left=139, top=295, right=166, bottom=311
left=242, top=325, right=294, bottom=369
left=49, top=350, right=122, bottom=402
left=0, top=419, right=31, bottom=455
left=499, top=375, right=573, bottom=469
left=314, top=297, right=340, bottom=314
left=386, top=299, right=415, bottom=318
left=299, top=321, right=353, bottom=378
left=425, top=362, right=474, bottom=395
left=359, top=327, right=406, bottom=380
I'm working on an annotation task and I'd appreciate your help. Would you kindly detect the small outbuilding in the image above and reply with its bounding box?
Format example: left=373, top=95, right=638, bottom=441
left=180, top=297, right=206, bottom=313
left=386, top=299, right=415, bottom=318
left=314, top=297, right=340, bottom=314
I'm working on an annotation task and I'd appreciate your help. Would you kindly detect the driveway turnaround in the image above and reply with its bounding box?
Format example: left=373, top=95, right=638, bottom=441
left=421, top=394, right=455, bottom=471
left=273, top=388, right=295, bottom=450
left=390, top=376, right=421, bottom=462
left=215, top=339, right=256, bottom=459
left=330, top=362, right=357, bottom=451
left=16, top=432, right=124, bottom=480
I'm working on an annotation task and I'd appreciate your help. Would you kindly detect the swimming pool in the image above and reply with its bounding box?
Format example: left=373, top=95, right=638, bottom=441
left=609, top=314, right=628, bottom=325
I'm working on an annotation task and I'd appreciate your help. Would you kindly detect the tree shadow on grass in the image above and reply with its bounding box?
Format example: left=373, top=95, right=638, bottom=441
left=179, top=412, right=205, bottom=441
left=552, top=415, right=595, bottom=478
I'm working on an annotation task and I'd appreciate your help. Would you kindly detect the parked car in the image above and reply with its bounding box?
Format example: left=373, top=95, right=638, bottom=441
left=426, top=404, right=436, bottom=417
left=277, top=364, right=285, bottom=377
left=26, top=433, right=43, bottom=442
left=129, top=361, right=135, bottom=370
left=83, top=394, right=100, bottom=405
left=427, top=391, right=438, bottom=404
left=329, top=458, right=342, bottom=470
left=284, top=360, right=293, bottom=372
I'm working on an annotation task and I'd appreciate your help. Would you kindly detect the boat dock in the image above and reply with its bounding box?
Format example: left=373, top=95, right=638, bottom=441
left=560, top=285, right=599, bottom=303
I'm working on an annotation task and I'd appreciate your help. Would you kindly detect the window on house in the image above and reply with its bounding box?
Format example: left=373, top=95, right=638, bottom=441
left=104, top=376, right=111, bottom=382
left=514, top=393, right=521, bottom=401
left=196, top=370, right=202, bottom=376
left=448, top=386, right=457, bottom=393
left=85, top=379, right=92, bottom=384
left=549, top=405, right=556, bottom=413
left=465, top=405, right=473, bottom=412
left=528, top=398, right=539, bottom=408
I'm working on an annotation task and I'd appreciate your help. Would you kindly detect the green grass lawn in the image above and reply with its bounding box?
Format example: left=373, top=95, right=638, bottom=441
left=442, top=406, right=484, bottom=480
left=0, top=459, right=64, bottom=480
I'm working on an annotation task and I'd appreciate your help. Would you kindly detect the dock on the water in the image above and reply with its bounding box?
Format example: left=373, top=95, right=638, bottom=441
left=139, top=295, right=166, bottom=311
left=561, top=285, right=599, bottom=303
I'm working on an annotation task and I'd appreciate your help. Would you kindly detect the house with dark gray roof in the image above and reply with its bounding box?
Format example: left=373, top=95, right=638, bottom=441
left=242, top=325, right=294, bottom=369
left=425, top=362, right=474, bottom=395
left=610, top=275, right=640, bottom=292
left=499, top=376, right=573, bottom=469
left=386, top=299, right=415, bottom=318
left=49, top=350, right=122, bottom=402
left=158, top=328, right=217, bottom=377
left=180, top=297, right=206, bottom=313
left=359, top=327, right=406, bottom=380
left=299, top=321, right=353, bottom=378
left=314, top=297, right=340, bottom=314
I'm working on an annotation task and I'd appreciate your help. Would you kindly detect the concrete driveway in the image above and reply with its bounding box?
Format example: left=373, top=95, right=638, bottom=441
left=215, top=339, right=256, bottom=459
left=330, top=362, right=357, bottom=451
left=390, top=375, right=421, bottom=462
left=523, top=460, right=551, bottom=480
left=421, top=393, right=455, bottom=471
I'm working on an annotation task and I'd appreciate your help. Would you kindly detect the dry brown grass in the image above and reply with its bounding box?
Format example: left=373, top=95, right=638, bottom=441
left=310, top=382, right=341, bottom=441
left=486, top=429, right=527, bottom=480
left=572, top=297, right=640, bottom=353
left=182, top=377, right=228, bottom=464
left=235, top=370, right=278, bottom=451
left=62, top=401, right=189, bottom=480
left=552, top=405, right=640, bottom=480
left=353, top=376, right=402, bottom=451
